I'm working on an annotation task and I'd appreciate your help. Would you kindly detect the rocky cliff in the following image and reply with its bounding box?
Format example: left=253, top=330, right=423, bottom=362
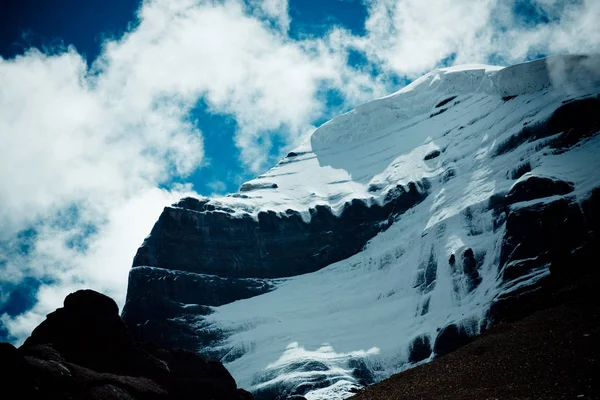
left=122, top=55, right=600, bottom=400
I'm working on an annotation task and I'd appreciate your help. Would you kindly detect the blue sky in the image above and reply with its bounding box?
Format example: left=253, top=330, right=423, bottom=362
left=1, top=0, right=599, bottom=343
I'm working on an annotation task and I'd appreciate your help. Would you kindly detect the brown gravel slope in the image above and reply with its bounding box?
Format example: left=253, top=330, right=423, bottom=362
left=351, top=274, right=600, bottom=400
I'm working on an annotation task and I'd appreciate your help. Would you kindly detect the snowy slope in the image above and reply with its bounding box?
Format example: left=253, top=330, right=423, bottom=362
left=126, top=55, right=600, bottom=400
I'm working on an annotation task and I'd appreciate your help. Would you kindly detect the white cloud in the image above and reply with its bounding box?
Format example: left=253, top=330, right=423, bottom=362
left=250, top=0, right=291, bottom=32
left=1, top=0, right=599, bottom=344
left=95, top=0, right=386, bottom=171
left=357, top=0, right=600, bottom=77
left=357, top=0, right=496, bottom=76
left=0, top=48, right=204, bottom=240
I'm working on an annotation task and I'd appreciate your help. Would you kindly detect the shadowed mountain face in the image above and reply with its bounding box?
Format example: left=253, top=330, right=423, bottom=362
left=132, top=180, right=430, bottom=279
left=0, top=289, right=252, bottom=400
left=123, top=55, right=600, bottom=400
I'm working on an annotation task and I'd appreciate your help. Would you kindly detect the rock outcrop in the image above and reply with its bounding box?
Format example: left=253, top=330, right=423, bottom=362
left=0, top=290, right=252, bottom=400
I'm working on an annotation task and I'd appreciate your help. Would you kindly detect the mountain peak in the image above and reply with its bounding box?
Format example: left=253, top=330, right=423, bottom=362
left=123, top=54, right=600, bottom=400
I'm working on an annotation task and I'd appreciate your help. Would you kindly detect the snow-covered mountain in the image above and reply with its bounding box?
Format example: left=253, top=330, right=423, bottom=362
left=122, top=54, right=600, bottom=400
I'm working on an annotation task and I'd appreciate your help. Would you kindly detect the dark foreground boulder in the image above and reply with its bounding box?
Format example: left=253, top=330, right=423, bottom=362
left=0, top=289, right=252, bottom=400
left=23, top=289, right=134, bottom=374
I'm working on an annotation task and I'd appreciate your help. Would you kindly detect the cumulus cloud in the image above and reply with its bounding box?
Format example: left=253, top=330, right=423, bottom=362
left=1, top=0, right=599, bottom=344
left=96, top=0, right=386, bottom=171
left=356, top=0, right=600, bottom=77
left=0, top=48, right=204, bottom=239
left=250, top=0, right=291, bottom=32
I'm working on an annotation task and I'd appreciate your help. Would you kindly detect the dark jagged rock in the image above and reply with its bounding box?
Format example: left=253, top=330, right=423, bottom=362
left=494, top=97, right=600, bottom=156
left=435, top=96, right=457, bottom=108
left=423, top=149, right=441, bottom=161
left=461, top=248, right=482, bottom=291
left=500, top=258, right=546, bottom=283
left=0, top=289, right=252, bottom=400
left=130, top=315, right=221, bottom=354
left=240, top=182, right=278, bottom=192
left=420, top=297, right=431, bottom=316
left=433, top=323, right=474, bottom=358
left=0, top=342, right=33, bottom=396
left=441, top=167, right=456, bottom=183
left=509, top=160, right=532, bottom=180
left=123, top=267, right=274, bottom=351
left=123, top=267, right=274, bottom=328
left=490, top=194, right=596, bottom=324
left=505, top=174, right=574, bottom=204
left=348, top=358, right=376, bottom=387
left=499, top=198, right=587, bottom=268
left=490, top=239, right=597, bottom=326
left=408, top=335, right=432, bottom=363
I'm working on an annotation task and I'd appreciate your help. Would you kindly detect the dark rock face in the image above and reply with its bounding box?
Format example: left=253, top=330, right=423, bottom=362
left=0, top=289, right=251, bottom=400
left=435, top=96, right=457, bottom=108
left=122, top=267, right=276, bottom=351
left=489, top=186, right=599, bottom=324
left=240, top=182, right=278, bottom=192
left=499, top=198, right=587, bottom=269
left=125, top=267, right=275, bottom=311
left=132, top=181, right=429, bottom=280
left=461, top=248, right=482, bottom=291
left=423, top=149, right=441, bottom=161
left=408, top=335, right=432, bottom=363
left=122, top=266, right=274, bottom=331
left=348, top=358, right=376, bottom=387
left=493, top=97, right=600, bottom=156
left=448, top=254, right=455, bottom=265
left=433, top=324, right=474, bottom=358
left=505, top=175, right=574, bottom=204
